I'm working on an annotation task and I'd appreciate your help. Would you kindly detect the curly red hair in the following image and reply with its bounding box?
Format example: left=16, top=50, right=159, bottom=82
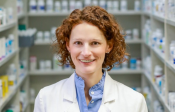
left=54, top=6, right=129, bottom=71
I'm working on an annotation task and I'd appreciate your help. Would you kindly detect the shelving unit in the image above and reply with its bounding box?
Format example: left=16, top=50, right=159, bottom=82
left=166, top=19, right=175, bottom=27
left=166, top=61, right=175, bottom=74
left=152, top=47, right=165, bottom=63
left=0, top=0, right=19, bottom=111
left=22, top=101, right=29, bottom=112
left=29, top=69, right=143, bottom=75
left=34, top=39, right=143, bottom=45
left=18, top=13, right=26, bottom=20
left=125, top=39, right=143, bottom=44
left=0, top=72, right=28, bottom=111
left=143, top=71, right=170, bottom=112
left=143, top=12, right=175, bottom=29
left=0, top=0, right=30, bottom=112
left=0, top=50, right=19, bottom=67
left=28, top=10, right=141, bottom=16
left=34, top=41, right=52, bottom=45
left=152, top=15, right=165, bottom=23
left=0, top=21, right=17, bottom=32
left=141, top=0, right=175, bottom=111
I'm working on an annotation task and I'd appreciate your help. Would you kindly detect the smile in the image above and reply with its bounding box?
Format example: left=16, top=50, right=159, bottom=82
left=80, top=59, right=95, bottom=63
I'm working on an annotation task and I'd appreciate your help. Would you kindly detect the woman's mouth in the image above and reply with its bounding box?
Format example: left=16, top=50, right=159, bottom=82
left=79, top=59, right=95, bottom=63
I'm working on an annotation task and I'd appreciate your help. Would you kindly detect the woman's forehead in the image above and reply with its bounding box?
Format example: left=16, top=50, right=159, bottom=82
left=70, top=22, right=105, bottom=40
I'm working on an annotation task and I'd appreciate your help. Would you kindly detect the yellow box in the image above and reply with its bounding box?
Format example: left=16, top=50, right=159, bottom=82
left=0, top=79, right=5, bottom=97
left=0, top=75, right=9, bottom=95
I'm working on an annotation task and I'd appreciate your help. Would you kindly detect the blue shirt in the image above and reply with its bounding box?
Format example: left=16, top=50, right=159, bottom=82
left=74, top=71, right=106, bottom=112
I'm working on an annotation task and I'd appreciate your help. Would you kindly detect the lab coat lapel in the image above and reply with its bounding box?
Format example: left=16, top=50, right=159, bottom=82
left=67, top=102, right=80, bottom=112
left=62, top=72, right=80, bottom=112
left=98, top=71, right=118, bottom=112
left=62, top=71, right=117, bottom=112
left=98, top=104, right=111, bottom=112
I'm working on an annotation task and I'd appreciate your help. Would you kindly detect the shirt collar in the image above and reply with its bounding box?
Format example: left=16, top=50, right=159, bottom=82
left=74, top=70, right=106, bottom=94
left=63, top=70, right=117, bottom=103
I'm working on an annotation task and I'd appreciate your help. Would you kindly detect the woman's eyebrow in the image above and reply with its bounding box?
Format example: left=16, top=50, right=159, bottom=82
left=72, top=38, right=83, bottom=41
left=91, top=39, right=103, bottom=41
left=71, top=37, right=103, bottom=41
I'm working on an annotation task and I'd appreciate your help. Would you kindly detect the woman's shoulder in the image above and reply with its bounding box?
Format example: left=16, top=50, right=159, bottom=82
left=39, top=78, right=68, bottom=96
left=109, top=80, right=148, bottom=111
left=113, top=80, right=143, bottom=99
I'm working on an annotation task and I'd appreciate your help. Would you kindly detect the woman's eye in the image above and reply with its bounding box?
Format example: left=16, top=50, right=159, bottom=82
left=92, top=42, right=99, bottom=45
left=74, top=41, right=82, bottom=45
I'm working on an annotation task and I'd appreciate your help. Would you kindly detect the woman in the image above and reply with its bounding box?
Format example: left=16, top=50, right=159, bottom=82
left=34, top=6, right=148, bottom=112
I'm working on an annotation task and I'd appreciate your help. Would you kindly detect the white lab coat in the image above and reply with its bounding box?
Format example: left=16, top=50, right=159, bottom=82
left=34, top=71, right=148, bottom=112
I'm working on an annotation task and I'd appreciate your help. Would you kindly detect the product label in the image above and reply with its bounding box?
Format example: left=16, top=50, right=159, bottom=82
left=40, top=6, right=45, bottom=10
left=130, top=64, right=136, bottom=69
left=31, top=6, right=37, bottom=10
left=9, top=81, right=14, bottom=86
left=0, top=85, right=2, bottom=98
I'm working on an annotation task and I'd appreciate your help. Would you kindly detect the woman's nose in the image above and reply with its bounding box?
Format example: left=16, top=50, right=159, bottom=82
left=81, top=44, right=91, bottom=57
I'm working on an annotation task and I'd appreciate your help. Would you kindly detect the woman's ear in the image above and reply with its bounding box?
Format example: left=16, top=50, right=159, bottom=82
left=65, top=38, right=70, bottom=52
left=106, top=41, right=113, bottom=53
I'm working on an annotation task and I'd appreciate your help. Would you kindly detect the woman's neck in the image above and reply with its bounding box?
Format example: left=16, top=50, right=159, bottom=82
left=75, top=69, right=103, bottom=90
left=75, top=69, right=103, bottom=105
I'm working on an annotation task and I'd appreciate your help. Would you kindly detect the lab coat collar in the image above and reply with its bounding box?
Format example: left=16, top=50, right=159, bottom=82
left=102, top=70, right=117, bottom=104
left=63, top=73, right=77, bottom=103
left=62, top=70, right=117, bottom=111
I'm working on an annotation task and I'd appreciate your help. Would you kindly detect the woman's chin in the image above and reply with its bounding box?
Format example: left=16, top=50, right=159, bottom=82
left=76, top=67, right=96, bottom=75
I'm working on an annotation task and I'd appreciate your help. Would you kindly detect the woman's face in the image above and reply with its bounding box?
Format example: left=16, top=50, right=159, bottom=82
left=67, top=22, right=112, bottom=75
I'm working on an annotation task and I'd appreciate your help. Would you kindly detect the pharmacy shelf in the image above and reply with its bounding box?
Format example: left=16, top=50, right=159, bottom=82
left=28, top=12, right=70, bottom=16
left=143, top=42, right=165, bottom=64
left=152, top=15, right=165, bottom=23
left=29, top=70, right=74, bottom=75
left=142, top=12, right=175, bottom=28
left=143, top=71, right=170, bottom=112
left=143, top=41, right=151, bottom=49
left=22, top=101, right=29, bottom=112
left=29, top=69, right=142, bottom=75
left=144, top=39, right=165, bottom=63
left=34, top=41, right=52, bottom=45
left=166, top=61, right=175, bottom=74
left=142, top=12, right=175, bottom=27
left=142, top=11, right=166, bottom=24
left=18, top=13, right=26, bottom=20
left=166, top=19, right=175, bottom=27
left=0, top=0, right=30, bottom=111
left=34, top=39, right=143, bottom=45
left=0, top=20, right=17, bottom=32
left=125, top=39, right=143, bottom=44
left=152, top=47, right=165, bottom=63
left=142, top=11, right=151, bottom=17
left=0, top=49, right=19, bottom=67
left=0, top=72, right=28, bottom=111
left=109, top=10, right=141, bottom=15
left=0, top=87, right=18, bottom=111
left=28, top=11, right=141, bottom=17
left=18, top=72, right=28, bottom=87
left=109, top=69, right=142, bottom=74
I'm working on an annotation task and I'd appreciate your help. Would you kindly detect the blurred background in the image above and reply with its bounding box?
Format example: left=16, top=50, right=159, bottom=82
left=0, top=0, right=175, bottom=112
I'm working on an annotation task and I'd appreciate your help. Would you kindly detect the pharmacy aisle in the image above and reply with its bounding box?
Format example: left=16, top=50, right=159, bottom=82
left=0, top=0, right=30, bottom=112
left=28, top=0, right=143, bottom=111
left=1, top=0, right=175, bottom=112
left=142, top=0, right=175, bottom=111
